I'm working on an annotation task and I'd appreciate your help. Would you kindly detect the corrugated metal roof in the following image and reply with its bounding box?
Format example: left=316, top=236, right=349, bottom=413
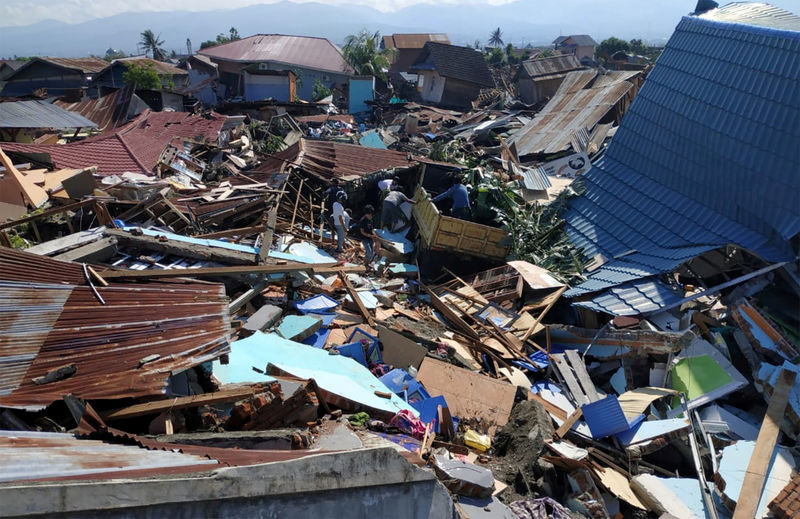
left=38, top=57, right=110, bottom=74
left=565, top=11, right=800, bottom=313
left=699, top=2, right=800, bottom=31
left=0, top=247, right=232, bottom=410
left=572, top=278, right=684, bottom=316
left=252, top=137, right=414, bottom=181
left=54, top=83, right=135, bottom=132
left=521, top=167, right=553, bottom=191
left=521, top=55, right=583, bottom=79
left=0, top=431, right=217, bottom=483
left=198, top=34, right=354, bottom=75
left=509, top=70, right=641, bottom=155
left=0, top=99, right=98, bottom=129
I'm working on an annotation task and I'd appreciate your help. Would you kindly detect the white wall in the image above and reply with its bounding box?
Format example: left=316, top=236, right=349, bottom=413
left=419, top=70, right=445, bottom=104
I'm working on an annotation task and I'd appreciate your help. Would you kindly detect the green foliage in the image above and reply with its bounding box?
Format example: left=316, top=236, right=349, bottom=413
left=140, top=29, right=165, bottom=60
left=312, top=79, right=332, bottom=101
left=104, top=49, right=127, bottom=61
left=489, top=27, right=504, bottom=47
left=342, top=29, right=396, bottom=81
left=122, top=62, right=162, bottom=90
left=629, top=38, right=647, bottom=55
left=486, top=47, right=506, bottom=66
left=199, top=27, right=241, bottom=49
left=538, top=49, right=554, bottom=58
left=487, top=175, right=587, bottom=285
left=596, top=37, right=630, bottom=61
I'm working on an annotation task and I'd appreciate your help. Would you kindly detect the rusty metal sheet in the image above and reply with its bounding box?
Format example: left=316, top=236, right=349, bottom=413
left=0, top=247, right=232, bottom=410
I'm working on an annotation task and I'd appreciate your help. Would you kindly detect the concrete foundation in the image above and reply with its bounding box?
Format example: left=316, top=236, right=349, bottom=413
left=1, top=447, right=457, bottom=519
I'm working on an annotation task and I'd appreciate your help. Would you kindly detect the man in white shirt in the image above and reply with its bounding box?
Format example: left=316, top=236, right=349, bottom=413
left=331, top=192, right=348, bottom=253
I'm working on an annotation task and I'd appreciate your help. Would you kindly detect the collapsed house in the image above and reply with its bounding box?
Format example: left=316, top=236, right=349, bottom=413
left=0, top=2, right=798, bottom=519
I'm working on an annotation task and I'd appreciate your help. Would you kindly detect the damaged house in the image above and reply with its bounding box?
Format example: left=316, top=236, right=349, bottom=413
left=409, top=42, right=495, bottom=109
left=0, top=57, right=109, bottom=98
left=381, top=33, right=451, bottom=77
left=197, top=34, right=354, bottom=101
left=514, top=54, right=584, bottom=106
left=552, top=34, right=598, bottom=64
left=564, top=2, right=800, bottom=316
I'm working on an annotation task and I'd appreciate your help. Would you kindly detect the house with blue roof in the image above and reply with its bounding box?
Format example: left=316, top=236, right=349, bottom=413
left=564, top=2, right=800, bottom=316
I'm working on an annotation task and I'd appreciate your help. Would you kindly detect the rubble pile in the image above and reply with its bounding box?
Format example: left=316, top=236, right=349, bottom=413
left=0, top=3, right=798, bottom=518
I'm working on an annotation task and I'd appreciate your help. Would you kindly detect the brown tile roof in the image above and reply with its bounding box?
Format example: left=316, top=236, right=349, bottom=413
left=383, top=33, right=450, bottom=49
left=770, top=472, right=800, bottom=519
left=0, top=247, right=232, bottom=410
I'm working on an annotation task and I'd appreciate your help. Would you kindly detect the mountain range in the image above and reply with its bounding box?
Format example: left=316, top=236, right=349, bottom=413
left=0, top=0, right=794, bottom=58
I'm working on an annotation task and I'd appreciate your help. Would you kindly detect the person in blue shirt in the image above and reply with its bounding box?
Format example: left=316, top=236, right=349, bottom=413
left=432, top=174, right=471, bottom=221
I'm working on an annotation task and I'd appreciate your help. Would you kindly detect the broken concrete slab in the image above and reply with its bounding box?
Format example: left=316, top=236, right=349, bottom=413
left=275, top=314, right=322, bottom=341
left=432, top=454, right=495, bottom=498
left=243, top=305, right=283, bottom=333
left=631, top=474, right=703, bottom=519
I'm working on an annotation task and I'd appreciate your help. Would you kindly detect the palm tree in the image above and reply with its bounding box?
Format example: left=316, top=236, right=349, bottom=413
left=140, top=29, right=165, bottom=60
left=489, top=27, right=504, bottom=48
left=342, top=30, right=396, bottom=81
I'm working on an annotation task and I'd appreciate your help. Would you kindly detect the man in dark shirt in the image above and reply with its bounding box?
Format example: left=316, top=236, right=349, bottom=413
left=358, top=205, right=378, bottom=265
left=322, top=178, right=343, bottom=223
left=381, top=187, right=416, bottom=232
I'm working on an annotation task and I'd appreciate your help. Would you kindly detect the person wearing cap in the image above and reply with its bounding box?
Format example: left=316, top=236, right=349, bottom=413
left=357, top=205, right=378, bottom=264
left=331, top=191, right=348, bottom=254
left=433, top=174, right=471, bottom=220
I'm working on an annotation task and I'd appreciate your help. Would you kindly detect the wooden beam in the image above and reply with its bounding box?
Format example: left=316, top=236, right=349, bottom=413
left=0, top=198, right=97, bottom=230
left=341, top=271, right=375, bottom=327
left=731, top=368, right=797, bottom=519
left=101, top=386, right=269, bottom=421
left=521, top=285, right=566, bottom=342
left=100, top=263, right=365, bottom=279
left=555, top=408, right=583, bottom=438
left=106, top=228, right=258, bottom=266
left=195, top=224, right=266, bottom=239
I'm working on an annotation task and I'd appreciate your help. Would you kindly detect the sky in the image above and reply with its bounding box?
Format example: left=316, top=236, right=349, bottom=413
left=3, top=0, right=517, bottom=26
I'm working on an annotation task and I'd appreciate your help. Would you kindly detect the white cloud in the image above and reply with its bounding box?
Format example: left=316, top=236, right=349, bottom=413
left=1, top=0, right=518, bottom=26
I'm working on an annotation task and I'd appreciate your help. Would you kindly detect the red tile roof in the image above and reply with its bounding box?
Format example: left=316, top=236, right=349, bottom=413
left=199, top=34, right=354, bottom=75
left=770, top=473, right=800, bottom=519
left=0, top=110, right=226, bottom=176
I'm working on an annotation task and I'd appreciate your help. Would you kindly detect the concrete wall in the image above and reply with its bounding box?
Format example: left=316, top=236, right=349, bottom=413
left=1, top=447, right=457, bottom=519
left=244, top=72, right=292, bottom=102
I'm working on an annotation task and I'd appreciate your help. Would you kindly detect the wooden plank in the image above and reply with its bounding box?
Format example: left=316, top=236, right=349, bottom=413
left=423, top=283, right=479, bottom=339
left=417, top=356, right=515, bottom=435
left=564, top=349, right=600, bottom=402
left=528, top=391, right=568, bottom=421
left=102, top=386, right=268, bottom=421
left=100, top=263, right=365, bottom=279
left=259, top=206, right=278, bottom=264
left=731, top=369, right=797, bottom=519
left=377, top=324, right=428, bottom=370
left=551, top=353, right=588, bottom=405
left=0, top=198, right=97, bottom=230
left=341, top=271, right=375, bottom=327
left=105, top=228, right=257, bottom=266
left=555, top=408, right=583, bottom=438
left=521, top=285, right=566, bottom=342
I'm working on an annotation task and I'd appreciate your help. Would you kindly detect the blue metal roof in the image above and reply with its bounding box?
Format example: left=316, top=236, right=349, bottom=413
left=572, top=278, right=685, bottom=316
left=565, top=9, right=800, bottom=313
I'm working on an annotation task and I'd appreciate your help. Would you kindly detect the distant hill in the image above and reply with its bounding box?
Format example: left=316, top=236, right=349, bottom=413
left=0, top=0, right=771, bottom=58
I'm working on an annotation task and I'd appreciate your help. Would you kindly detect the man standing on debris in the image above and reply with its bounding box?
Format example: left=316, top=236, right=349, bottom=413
left=331, top=191, right=349, bottom=254
left=433, top=173, right=471, bottom=221
left=357, top=205, right=379, bottom=265
left=322, top=178, right=344, bottom=224
left=381, top=185, right=416, bottom=232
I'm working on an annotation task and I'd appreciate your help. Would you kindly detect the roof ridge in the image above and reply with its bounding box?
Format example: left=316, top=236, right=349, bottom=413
left=115, top=132, right=150, bottom=173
